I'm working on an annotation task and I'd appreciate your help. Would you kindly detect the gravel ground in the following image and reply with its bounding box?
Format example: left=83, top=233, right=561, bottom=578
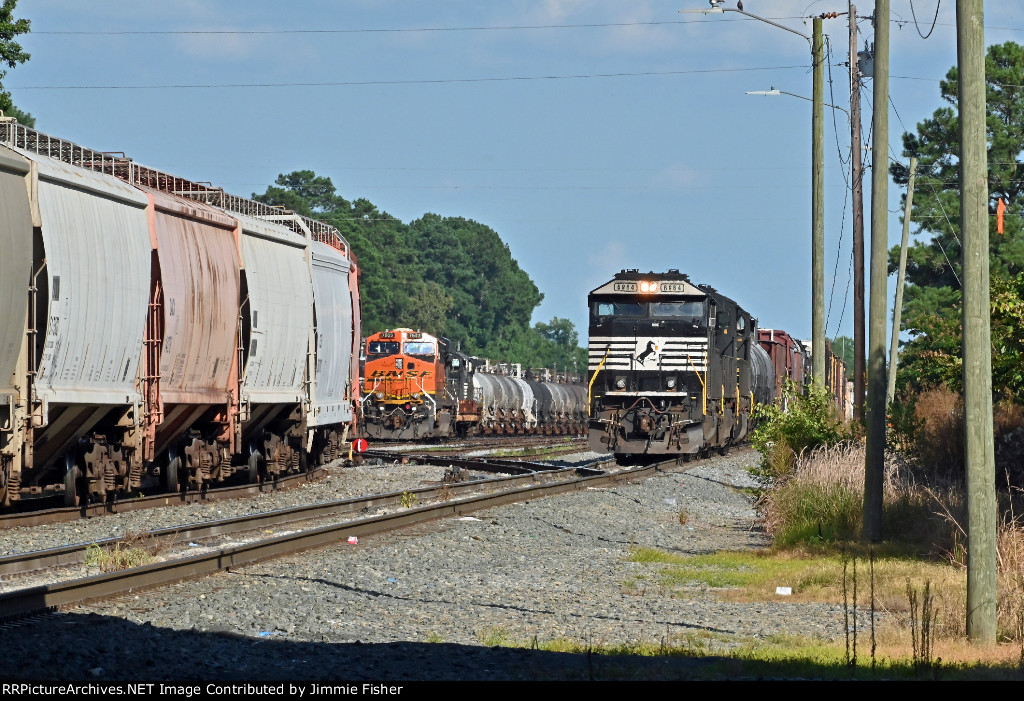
left=0, top=447, right=869, bottom=681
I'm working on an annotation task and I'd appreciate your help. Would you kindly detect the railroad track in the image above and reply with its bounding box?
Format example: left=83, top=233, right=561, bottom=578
left=0, top=453, right=685, bottom=619
left=0, top=436, right=591, bottom=531
left=0, top=467, right=329, bottom=531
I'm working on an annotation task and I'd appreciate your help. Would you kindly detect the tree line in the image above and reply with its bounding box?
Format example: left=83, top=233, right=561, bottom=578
left=253, top=172, right=588, bottom=374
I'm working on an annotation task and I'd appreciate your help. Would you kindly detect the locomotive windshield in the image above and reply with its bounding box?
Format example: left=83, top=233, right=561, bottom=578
left=591, top=299, right=705, bottom=327
left=367, top=340, right=400, bottom=356
left=593, top=301, right=645, bottom=317
left=403, top=341, right=435, bottom=357
left=651, top=301, right=703, bottom=319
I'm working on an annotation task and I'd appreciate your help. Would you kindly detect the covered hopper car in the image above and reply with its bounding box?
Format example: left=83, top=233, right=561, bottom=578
left=0, top=120, right=363, bottom=506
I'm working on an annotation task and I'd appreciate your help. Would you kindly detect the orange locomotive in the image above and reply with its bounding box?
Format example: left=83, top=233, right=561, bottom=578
left=361, top=328, right=587, bottom=440
left=362, top=329, right=449, bottom=439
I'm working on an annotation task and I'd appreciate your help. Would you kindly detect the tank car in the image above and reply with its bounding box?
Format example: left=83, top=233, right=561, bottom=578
left=587, top=269, right=773, bottom=458
left=0, top=119, right=364, bottom=506
left=360, top=328, right=586, bottom=440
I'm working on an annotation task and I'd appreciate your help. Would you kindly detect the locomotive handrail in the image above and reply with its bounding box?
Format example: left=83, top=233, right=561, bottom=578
left=360, top=378, right=384, bottom=405
left=684, top=352, right=707, bottom=416
left=586, top=346, right=611, bottom=417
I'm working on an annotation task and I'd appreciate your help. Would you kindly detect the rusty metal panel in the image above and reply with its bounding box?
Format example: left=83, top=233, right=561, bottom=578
left=236, top=215, right=311, bottom=404
left=142, top=187, right=240, bottom=405
left=307, top=241, right=353, bottom=427
left=16, top=148, right=151, bottom=405
left=0, top=147, right=31, bottom=395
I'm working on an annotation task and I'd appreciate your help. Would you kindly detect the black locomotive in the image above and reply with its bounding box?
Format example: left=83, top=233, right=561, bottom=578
left=587, top=269, right=774, bottom=458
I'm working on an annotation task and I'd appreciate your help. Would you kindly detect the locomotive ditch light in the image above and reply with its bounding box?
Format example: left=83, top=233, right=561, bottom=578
left=666, top=378, right=676, bottom=389
left=615, top=378, right=626, bottom=389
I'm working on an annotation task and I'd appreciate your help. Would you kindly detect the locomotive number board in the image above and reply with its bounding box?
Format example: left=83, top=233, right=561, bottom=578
left=594, top=278, right=703, bottom=297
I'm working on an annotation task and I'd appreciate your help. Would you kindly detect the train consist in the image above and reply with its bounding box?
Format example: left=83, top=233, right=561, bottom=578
left=587, top=270, right=846, bottom=458
left=361, top=328, right=587, bottom=440
left=0, top=121, right=363, bottom=506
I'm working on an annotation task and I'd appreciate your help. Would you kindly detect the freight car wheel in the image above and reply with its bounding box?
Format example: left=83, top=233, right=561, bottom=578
left=164, top=450, right=182, bottom=494
left=63, top=461, right=83, bottom=508
left=247, top=449, right=262, bottom=485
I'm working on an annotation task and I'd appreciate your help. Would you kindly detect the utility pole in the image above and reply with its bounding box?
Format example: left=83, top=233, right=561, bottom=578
left=812, top=15, right=825, bottom=387
left=957, top=0, right=997, bottom=643
left=887, top=157, right=916, bottom=404
left=686, top=4, right=825, bottom=384
left=863, top=0, right=889, bottom=544
left=850, top=4, right=866, bottom=419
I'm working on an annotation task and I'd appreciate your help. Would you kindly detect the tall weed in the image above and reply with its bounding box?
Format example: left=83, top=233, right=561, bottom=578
left=750, top=381, right=851, bottom=488
left=760, top=442, right=950, bottom=549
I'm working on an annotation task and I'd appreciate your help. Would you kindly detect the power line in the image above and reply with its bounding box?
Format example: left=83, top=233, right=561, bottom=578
left=9, top=64, right=809, bottom=90
left=21, top=17, right=827, bottom=36
left=27, top=16, right=1024, bottom=36
left=909, top=0, right=942, bottom=39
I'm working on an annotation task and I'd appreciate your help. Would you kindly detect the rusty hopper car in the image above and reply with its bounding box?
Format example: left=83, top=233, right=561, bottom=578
left=0, top=120, right=363, bottom=506
left=361, top=328, right=586, bottom=440
left=757, top=328, right=807, bottom=408
left=587, top=269, right=773, bottom=458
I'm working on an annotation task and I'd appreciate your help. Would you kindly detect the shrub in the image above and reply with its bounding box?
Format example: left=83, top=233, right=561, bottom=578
left=750, top=381, right=850, bottom=488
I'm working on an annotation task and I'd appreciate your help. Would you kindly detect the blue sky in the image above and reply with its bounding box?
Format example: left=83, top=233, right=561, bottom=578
left=7, top=1, right=1019, bottom=344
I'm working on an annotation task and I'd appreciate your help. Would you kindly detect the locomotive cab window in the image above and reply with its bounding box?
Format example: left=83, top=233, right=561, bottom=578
left=403, top=341, right=435, bottom=357
left=593, top=301, right=645, bottom=318
left=651, top=300, right=705, bottom=326
left=367, top=341, right=400, bottom=356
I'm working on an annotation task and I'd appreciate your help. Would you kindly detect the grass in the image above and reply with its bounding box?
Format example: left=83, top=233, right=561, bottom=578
left=477, top=626, right=515, bottom=647
left=461, top=626, right=1024, bottom=680
left=84, top=532, right=158, bottom=572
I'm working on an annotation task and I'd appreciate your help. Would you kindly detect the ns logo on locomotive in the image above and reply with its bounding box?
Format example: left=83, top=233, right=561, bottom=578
left=587, top=269, right=774, bottom=459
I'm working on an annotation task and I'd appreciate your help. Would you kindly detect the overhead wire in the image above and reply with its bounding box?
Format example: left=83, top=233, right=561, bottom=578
left=823, top=34, right=854, bottom=338
left=11, top=64, right=811, bottom=90
left=909, top=0, right=942, bottom=40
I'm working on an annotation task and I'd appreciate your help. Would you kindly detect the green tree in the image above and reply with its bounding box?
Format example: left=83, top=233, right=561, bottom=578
left=830, top=335, right=854, bottom=380
left=890, top=41, right=1024, bottom=396
left=0, top=0, right=32, bottom=126
left=252, top=171, right=589, bottom=373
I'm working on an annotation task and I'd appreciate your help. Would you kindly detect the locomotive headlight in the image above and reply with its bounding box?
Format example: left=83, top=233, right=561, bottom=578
left=639, top=281, right=658, bottom=293
left=666, top=378, right=676, bottom=389
left=615, top=378, right=626, bottom=389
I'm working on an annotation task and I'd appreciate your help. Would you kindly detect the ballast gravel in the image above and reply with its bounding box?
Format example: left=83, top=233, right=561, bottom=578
left=0, top=448, right=875, bottom=681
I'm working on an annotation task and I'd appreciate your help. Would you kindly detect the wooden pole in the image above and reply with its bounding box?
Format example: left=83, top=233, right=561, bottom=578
left=957, top=0, right=997, bottom=643
left=850, top=4, right=866, bottom=420
left=887, top=157, right=916, bottom=404
left=812, top=16, right=825, bottom=387
left=863, top=0, right=888, bottom=544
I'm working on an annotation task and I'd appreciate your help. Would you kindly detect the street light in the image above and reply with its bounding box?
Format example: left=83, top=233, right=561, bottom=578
left=681, top=3, right=826, bottom=387
left=745, top=87, right=850, bottom=118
